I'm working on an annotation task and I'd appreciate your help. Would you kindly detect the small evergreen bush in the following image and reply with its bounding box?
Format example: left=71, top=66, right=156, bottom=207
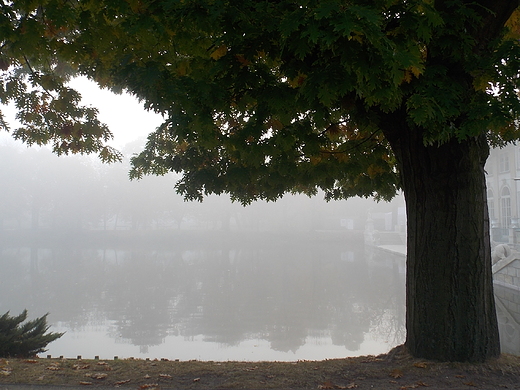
left=0, top=310, right=64, bottom=357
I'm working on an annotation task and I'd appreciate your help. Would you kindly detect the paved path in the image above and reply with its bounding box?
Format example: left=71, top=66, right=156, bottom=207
left=376, top=244, right=406, bottom=256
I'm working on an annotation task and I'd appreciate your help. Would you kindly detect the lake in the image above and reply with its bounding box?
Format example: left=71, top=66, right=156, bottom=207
left=0, top=230, right=517, bottom=360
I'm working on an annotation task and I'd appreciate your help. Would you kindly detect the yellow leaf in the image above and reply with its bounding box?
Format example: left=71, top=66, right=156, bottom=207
left=473, top=75, right=491, bottom=91
left=267, top=118, right=284, bottom=130
left=334, top=153, right=350, bottom=163
left=288, top=72, right=307, bottom=88
left=235, top=54, right=252, bottom=67
left=349, top=31, right=364, bottom=43
left=410, top=65, right=422, bottom=78
left=310, top=155, right=322, bottom=165
left=402, top=65, right=423, bottom=84
left=505, top=8, right=520, bottom=40
left=210, top=45, right=227, bottom=60
left=413, top=362, right=428, bottom=369
left=176, top=61, right=189, bottom=76
left=367, top=164, right=384, bottom=178
left=402, top=70, right=413, bottom=84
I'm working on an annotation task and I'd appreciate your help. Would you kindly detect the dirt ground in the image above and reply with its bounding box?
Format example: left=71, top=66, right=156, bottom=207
left=1, top=346, right=520, bottom=389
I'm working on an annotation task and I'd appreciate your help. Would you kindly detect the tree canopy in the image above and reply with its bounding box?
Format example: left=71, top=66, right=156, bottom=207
left=1, top=1, right=517, bottom=201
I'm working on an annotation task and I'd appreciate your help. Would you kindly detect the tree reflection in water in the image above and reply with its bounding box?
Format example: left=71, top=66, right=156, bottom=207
left=0, top=232, right=407, bottom=360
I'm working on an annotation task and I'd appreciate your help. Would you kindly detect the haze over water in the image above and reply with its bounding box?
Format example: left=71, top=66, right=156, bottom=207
left=0, top=230, right=406, bottom=361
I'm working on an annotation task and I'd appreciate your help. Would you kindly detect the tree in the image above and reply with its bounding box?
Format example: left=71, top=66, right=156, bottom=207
left=1, top=0, right=520, bottom=362
left=0, top=310, right=63, bottom=357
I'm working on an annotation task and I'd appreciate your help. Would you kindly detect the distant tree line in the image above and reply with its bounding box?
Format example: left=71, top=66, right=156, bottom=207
left=0, top=144, right=400, bottom=233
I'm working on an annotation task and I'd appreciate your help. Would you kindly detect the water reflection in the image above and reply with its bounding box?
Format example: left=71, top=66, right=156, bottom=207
left=0, top=231, right=408, bottom=360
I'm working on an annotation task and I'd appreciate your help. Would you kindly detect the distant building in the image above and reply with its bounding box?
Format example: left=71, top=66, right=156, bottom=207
left=486, top=144, right=520, bottom=243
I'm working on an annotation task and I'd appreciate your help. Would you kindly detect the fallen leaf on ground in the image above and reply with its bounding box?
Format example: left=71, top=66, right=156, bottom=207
left=361, top=356, right=383, bottom=363
left=318, top=380, right=336, bottom=389
left=390, top=369, right=403, bottom=378
left=139, top=384, right=159, bottom=389
left=416, top=381, right=429, bottom=387
left=336, top=383, right=357, bottom=389
left=24, top=360, right=38, bottom=364
left=96, top=362, right=112, bottom=370
left=73, top=364, right=90, bottom=370
left=0, top=368, right=12, bottom=376
left=114, top=379, right=131, bottom=386
left=85, top=372, right=108, bottom=380
left=193, top=377, right=201, bottom=382
left=463, top=382, right=477, bottom=387
left=79, top=381, right=93, bottom=385
left=159, top=373, right=172, bottom=379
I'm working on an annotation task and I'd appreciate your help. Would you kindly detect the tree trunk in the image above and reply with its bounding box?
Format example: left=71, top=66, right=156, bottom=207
left=383, top=121, right=500, bottom=362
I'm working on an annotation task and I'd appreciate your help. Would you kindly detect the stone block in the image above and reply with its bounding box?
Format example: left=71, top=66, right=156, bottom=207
left=495, top=274, right=506, bottom=283
left=508, top=301, right=520, bottom=315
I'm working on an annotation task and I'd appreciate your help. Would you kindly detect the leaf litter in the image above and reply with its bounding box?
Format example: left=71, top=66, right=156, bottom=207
left=0, top=346, right=519, bottom=389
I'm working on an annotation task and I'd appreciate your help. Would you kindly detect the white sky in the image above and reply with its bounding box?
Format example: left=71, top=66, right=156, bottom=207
left=0, top=76, right=164, bottom=150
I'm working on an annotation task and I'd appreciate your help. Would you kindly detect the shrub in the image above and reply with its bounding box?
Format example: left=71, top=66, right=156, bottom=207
left=0, top=310, right=64, bottom=357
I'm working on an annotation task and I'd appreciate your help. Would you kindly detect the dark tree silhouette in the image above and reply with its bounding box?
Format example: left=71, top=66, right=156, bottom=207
left=0, top=310, right=63, bottom=358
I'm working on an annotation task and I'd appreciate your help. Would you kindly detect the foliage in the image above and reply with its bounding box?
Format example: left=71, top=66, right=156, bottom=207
left=0, top=1, right=121, bottom=162
left=0, top=310, right=64, bottom=358
left=0, top=1, right=517, bottom=203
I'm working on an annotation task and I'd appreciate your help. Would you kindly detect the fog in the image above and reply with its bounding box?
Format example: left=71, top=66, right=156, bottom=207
left=0, top=142, right=410, bottom=360
left=0, top=141, right=405, bottom=234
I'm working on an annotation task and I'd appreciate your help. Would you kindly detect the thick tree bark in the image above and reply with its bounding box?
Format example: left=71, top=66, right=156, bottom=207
left=382, top=119, right=500, bottom=362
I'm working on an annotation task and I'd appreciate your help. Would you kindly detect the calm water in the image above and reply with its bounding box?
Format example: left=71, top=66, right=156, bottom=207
left=0, top=231, right=517, bottom=360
